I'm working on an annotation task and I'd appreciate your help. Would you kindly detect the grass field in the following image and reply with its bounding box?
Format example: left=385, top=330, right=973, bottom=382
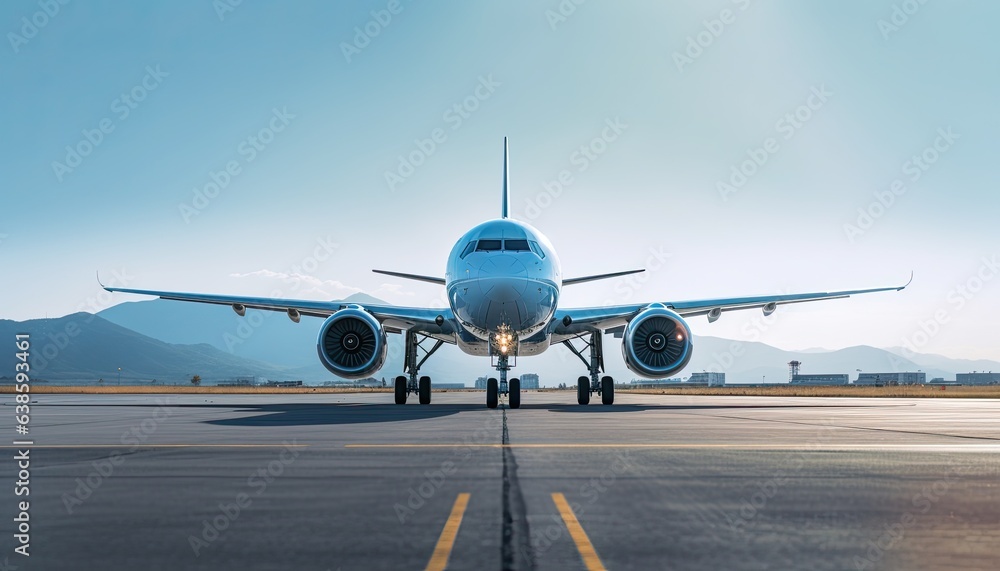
left=3, top=385, right=998, bottom=398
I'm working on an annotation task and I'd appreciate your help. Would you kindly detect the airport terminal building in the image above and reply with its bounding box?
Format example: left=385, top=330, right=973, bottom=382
left=855, top=372, right=926, bottom=385
left=790, top=374, right=849, bottom=385
left=956, top=372, right=1000, bottom=385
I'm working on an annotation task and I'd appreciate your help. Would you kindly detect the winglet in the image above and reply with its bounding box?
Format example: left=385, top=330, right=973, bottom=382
left=898, top=271, right=914, bottom=291
left=96, top=270, right=108, bottom=291
left=501, top=137, right=510, bottom=219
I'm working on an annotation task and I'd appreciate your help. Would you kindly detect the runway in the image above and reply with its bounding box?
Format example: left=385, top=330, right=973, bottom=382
left=2, top=392, right=999, bottom=570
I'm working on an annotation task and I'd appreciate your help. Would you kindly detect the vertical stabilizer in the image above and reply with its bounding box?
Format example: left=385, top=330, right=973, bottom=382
left=501, top=137, right=510, bottom=219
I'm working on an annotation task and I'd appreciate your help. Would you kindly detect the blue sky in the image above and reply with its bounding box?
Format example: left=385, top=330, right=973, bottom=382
left=2, top=0, right=998, bottom=360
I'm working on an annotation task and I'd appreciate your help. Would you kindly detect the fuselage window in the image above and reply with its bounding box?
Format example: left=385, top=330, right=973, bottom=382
left=460, top=241, right=477, bottom=259
left=476, top=239, right=502, bottom=251
left=529, top=241, right=545, bottom=259
left=504, top=239, right=531, bottom=252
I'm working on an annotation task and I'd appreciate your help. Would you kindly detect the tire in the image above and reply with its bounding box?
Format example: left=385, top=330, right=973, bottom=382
left=486, top=377, right=499, bottom=409
left=577, top=376, right=590, bottom=405
left=394, top=376, right=407, bottom=405
left=601, top=376, right=615, bottom=405
left=419, top=375, right=431, bottom=405
left=509, top=377, right=521, bottom=409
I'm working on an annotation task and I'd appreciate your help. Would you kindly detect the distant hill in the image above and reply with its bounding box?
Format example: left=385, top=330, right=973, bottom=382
left=0, top=313, right=286, bottom=382
left=883, top=348, right=1000, bottom=377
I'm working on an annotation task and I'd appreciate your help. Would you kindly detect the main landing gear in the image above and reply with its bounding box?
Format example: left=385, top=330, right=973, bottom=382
left=394, top=331, right=444, bottom=405
left=486, top=353, right=521, bottom=409
left=563, top=333, right=615, bottom=405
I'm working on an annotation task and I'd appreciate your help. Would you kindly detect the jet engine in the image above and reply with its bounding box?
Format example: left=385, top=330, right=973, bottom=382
left=621, top=304, right=693, bottom=378
left=316, top=308, right=387, bottom=379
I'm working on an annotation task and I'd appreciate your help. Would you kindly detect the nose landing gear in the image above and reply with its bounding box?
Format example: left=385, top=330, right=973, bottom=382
left=485, top=353, right=521, bottom=409
left=487, top=326, right=521, bottom=409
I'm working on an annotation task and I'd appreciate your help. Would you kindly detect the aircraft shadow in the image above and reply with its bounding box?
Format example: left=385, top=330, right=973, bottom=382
left=204, top=403, right=484, bottom=426
left=534, top=403, right=899, bottom=414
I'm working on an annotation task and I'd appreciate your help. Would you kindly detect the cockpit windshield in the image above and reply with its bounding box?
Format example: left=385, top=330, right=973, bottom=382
left=475, top=239, right=502, bottom=251
left=504, top=239, right=530, bottom=252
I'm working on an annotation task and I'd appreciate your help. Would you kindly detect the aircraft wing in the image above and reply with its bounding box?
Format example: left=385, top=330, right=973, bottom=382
left=550, top=274, right=912, bottom=342
left=100, top=285, right=459, bottom=340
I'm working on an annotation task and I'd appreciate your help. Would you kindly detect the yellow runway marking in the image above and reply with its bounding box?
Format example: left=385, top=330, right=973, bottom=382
left=0, top=444, right=310, bottom=449
left=425, top=493, right=470, bottom=571
left=552, top=493, right=606, bottom=571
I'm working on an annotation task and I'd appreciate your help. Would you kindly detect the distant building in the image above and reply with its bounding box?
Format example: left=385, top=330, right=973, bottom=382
left=628, top=373, right=723, bottom=387
left=790, top=374, right=849, bottom=386
left=265, top=380, right=303, bottom=387
left=519, top=373, right=540, bottom=389
left=689, top=372, right=725, bottom=386
left=855, top=372, right=925, bottom=385
left=474, top=376, right=489, bottom=389
left=956, top=372, right=1000, bottom=385
left=434, top=383, right=466, bottom=389
left=218, top=376, right=258, bottom=387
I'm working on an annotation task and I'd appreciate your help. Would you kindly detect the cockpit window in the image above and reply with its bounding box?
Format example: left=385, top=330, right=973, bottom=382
left=460, top=241, right=477, bottom=259
left=529, top=241, right=545, bottom=259
left=504, top=239, right=530, bottom=252
left=476, top=239, right=502, bottom=251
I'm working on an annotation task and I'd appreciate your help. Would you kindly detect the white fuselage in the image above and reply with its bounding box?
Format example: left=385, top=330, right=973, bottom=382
left=445, top=219, right=561, bottom=356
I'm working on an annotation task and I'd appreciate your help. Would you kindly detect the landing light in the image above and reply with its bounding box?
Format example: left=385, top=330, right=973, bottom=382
left=676, top=333, right=684, bottom=341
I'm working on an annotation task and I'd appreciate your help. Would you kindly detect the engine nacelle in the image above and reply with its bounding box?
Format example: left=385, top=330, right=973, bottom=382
left=621, top=304, right=693, bottom=378
left=316, top=308, right=387, bottom=379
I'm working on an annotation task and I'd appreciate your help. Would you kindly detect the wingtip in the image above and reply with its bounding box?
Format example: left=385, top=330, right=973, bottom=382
left=898, top=271, right=914, bottom=290
left=96, top=270, right=107, bottom=290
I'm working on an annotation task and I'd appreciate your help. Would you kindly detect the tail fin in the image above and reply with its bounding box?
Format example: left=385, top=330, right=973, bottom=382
left=501, top=136, right=510, bottom=219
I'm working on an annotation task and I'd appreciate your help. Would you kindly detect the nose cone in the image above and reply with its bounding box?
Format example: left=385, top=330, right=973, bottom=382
left=479, top=255, right=528, bottom=301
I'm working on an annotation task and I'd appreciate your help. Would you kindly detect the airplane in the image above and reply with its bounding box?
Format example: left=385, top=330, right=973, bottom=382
left=102, top=138, right=911, bottom=409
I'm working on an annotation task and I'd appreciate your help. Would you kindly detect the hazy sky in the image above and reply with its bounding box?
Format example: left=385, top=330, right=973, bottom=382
left=2, top=1, right=998, bottom=360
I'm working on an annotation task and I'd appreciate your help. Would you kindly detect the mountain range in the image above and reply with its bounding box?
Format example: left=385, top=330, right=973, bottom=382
left=1, top=294, right=995, bottom=385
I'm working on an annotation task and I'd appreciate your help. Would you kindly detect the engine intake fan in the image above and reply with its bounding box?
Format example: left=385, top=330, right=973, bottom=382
left=622, top=304, right=693, bottom=378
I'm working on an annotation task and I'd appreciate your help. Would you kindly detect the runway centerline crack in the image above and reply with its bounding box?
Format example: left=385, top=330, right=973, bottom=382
left=500, top=400, right=534, bottom=570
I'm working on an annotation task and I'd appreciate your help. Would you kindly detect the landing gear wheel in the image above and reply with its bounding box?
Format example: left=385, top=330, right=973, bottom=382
left=486, top=377, right=499, bottom=409
left=577, top=376, right=590, bottom=405
left=418, top=376, right=431, bottom=405
left=394, top=376, right=407, bottom=405
left=601, top=376, right=615, bottom=405
left=509, top=377, right=521, bottom=409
